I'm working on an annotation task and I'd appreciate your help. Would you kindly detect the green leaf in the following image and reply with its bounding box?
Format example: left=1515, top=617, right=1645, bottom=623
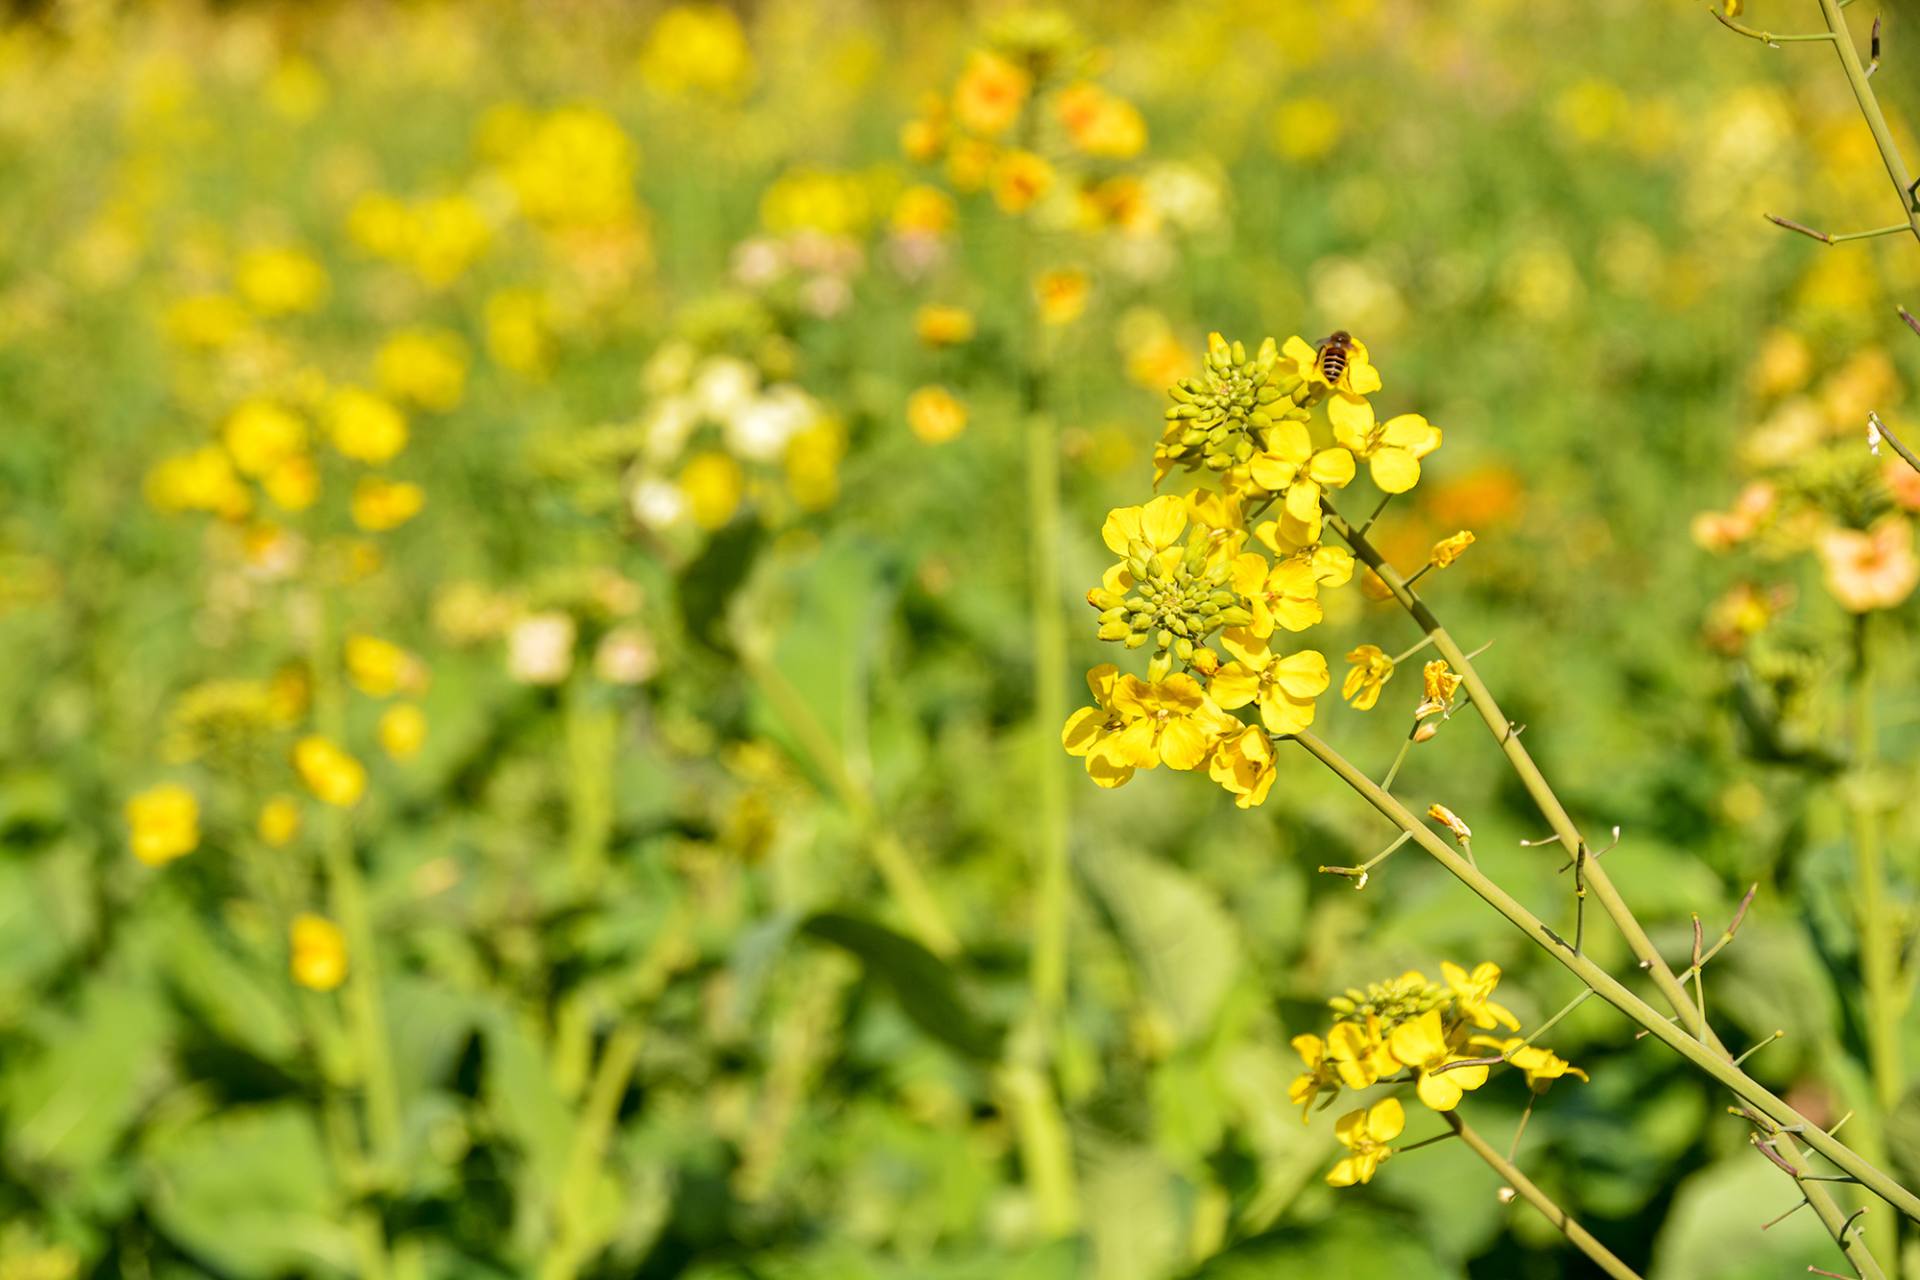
left=1081, top=846, right=1242, bottom=1047
left=1650, top=1155, right=1831, bottom=1280
left=142, top=1102, right=350, bottom=1276
left=799, top=913, right=1001, bottom=1060
left=676, top=518, right=764, bottom=652
left=3, top=980, right=167, bottom=1173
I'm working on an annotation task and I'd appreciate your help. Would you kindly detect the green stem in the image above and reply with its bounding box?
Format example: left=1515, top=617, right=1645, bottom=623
left=1813, top=0, right=1920, bottom=243
left=563, top=674, right=616, bottom=892
left=540, top=1024, right=643, bottom=1280
left=1323, top=507, right=1890, bottom=1273
left=1444, top=1112, right=1644, bottom=1280
left=1290, top=727, right=1918, bottom=1232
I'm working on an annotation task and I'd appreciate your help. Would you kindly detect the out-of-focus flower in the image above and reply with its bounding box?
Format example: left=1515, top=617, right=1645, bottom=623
left=678, top=451, right=744, bottom=528
left=595, top=625, right=660, bottom=685
left=891, top=185, right=956, bottom=238
left=1750, top=329, right=1812, bottom=398
left=953, top=50, right=1028, bottom=136
left=1886, top=457, right=1920, bottom=512
left=639, top=4, right=754, bottom=99
left=378, top=703, right=427, bottom=760
left=295, top=736, right=367, bottom=807
left=127, top=784, right=199, bottom=866
left=1820, top=518, right=1919, bottom=612
left=236, top=246, right=328, bottom=316
left=290, top=913, right=348, bottom=991
left=498, top=106, right=640, bottom=230
left=258, top=794, right=301, bottom=848
left=165, top=293, right=250, bottom=348
left=907, top=385, right=967, bottom=444
left=327, top=387, right=408, bottom=464
left=486, top=288, right=553, bottom=377
left=785, top=419, right=846, bottom=511
left=991, top=150, right=1053, bottom=214
left=915, top=304, right=975, bottom=347
left=1055, top=82, right=1145, bottom=157
left=1428, top=530, right=1475, bottom=569
left=1034, top=268, right=1089, bottom=325
left=263, top=455, right=318, bottom=511
left=345, top=634, right=422, bottom=698
left=630, top=474, right=689, bottom=530
left=377, top=329, right=468, bottom=412
left=146, top=446, right=252, bottom=518
left=222, top=401, right=307, bottom=477
left=1691, top=481, right=1776, bottom=552
left=1271, top=96, right=1343, bottom=164
left=351, top=477, right=425, bottom=531
left=508, top=612, right=576, bottom=685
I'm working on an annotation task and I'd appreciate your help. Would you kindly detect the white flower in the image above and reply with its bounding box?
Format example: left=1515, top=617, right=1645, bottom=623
left=642, top=340, right=698, bottom=396
left=628, top=475, right=688, bottom=530
left=643, top=395, right=698, bottom=464
left=508, top=612, right=576, bottom=686
left=731, top=236, right=788, bottom=287
left=595, top=625, right=659, bottom=685
left=727, top=386, right=817, bottom=461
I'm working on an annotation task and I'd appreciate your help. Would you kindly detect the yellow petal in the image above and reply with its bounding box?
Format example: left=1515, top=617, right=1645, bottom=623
left=1062, top=706, right=1104, bottom=755
left=1308, top=447, right=1356, bottom=487
left=1258, top=691, right=1314, bottom=736
left=1271, top=650, right=1331, bottom=698
left=1284, top=480, right=1321, bottom=523
left=1366, top=1097, right=1405, bottom=1142
left=1327, top=392, right=1375, bottom=447
left=1101, top=506, right=1143, bottom=555
left=1158, top=716, right=1213, bottom=770
left=1381, top=413, right=1440, bottom=457
left=1388, top=1009, right=1448, bottom=1068
left=1369, top=447, right=1421, bottom=494
left=1267, top=419, right=1312, bottom=465
left=1141, top=493, right=1188, bottom=549
left=1416, top=1069, right=1465, bottom=1112
left=1207, top=664, right=1260, bottom=710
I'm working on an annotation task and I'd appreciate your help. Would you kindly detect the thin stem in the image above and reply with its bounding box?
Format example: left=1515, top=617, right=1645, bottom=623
left=563, top=675, right=616, bottom=891
left=540, top=1024, right=643, bottom=1280
left=1812, top=0, right=1920, bottom=242
left=1445, top=1112, right=1644, bottom=1280
left=1378, top=734, right=1416, bottom=792
left=1871, top=407, right=1920, bottom=478
left=1290, top=727, right=1920, bottom=1231
left=1712, top=8, right=1839, bottom=43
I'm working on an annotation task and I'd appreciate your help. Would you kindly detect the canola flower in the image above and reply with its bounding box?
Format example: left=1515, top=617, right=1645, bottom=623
left=290, top=913, right=348, bottom=992
left=1064, top=331, right=1441, bottom=805
left=126, top=783, right=199, bottom=867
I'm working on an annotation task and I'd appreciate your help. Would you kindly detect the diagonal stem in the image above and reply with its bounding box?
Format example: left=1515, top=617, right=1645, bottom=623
left=1445, top=1112, right=1644, bottom=1280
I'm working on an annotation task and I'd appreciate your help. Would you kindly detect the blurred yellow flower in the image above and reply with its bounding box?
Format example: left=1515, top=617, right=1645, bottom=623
left=991, top=149, right=1053, bottom=214
left=351, top=477, right=425, bottom=532
left=222, top=401, right=307, bottom=478
left=145, top=446, right=252, bottom=519
left=1034, top=268, right=1089, bottom=325
left=915, top=304, right=975, bottom=347
left=678, top=451, right=745, bottom=528
left=1208, top=723, right=1277, bottom=808
left=376, top=329, right=467, bottom=412
left=760, top=167, right=876, bottom=236
left=290, top=913, right=348, bottom=992
left=258, top=794, right=302, bottom=848
left=1428, top=529, right=1475, bottom=568
left=164, top=293, right=250, bottom=348
left=1055, top=82, right=1146, bottom=158
left=1442, top=961, right=1520, bottom=1031
left=907, top=385, right=968, bottom=444
left=345, top=634, right=420, bottom=698
left=378, top=703, right=427, bottom=761
left=1342, top=644, right=1394, bottom=710
left=485, top=288, right=553, bottom=378
left=236, top=246, right=328, bottom=316
left=639, top=4, right=754, bottom=98
left=502, top=106, right=640, bottom=229
left=785, top=419, right=847, bottom=512
left=127, top=783, right=198, bottom=866
left=262, top=455, right=318, bottom=512
left=945, top=137, right=997, bottom=192
left=1327, top=1098, right=1403, bottom=1187
left=891, top=185, right=957, bottom=237
left=294, top=736, right=367, bottom=808
left=327, top=387, right=409, bottom=464
left=953, top=50, right=1028, bottom=137
left=1271, top=96, right=1344, bottom=164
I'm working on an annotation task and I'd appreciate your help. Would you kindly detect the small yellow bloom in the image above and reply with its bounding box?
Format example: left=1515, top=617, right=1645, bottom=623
left=1105, top=672, right=1241, bottom=771
left=164, top=293, right=250, bottom=348
left=1208, top=723, right=1277, bottom=808
left=907, top=385, right=968, bottom=444
left=991, top=149, right=1054, bottom=214
left=1415, top=660, right=1462, bottom=720
left=351, top=477, right=426, bottom=532
left=1342, top=644, right=1394, bottom=710
left=486, top=288, right=553, bottom=378
left=294, top=736, right=367, bottom=808
left=1443, top=961, right=1521, bottom=1032
left=1288, top=1033, right=1340, bottom=1118
left=1062, top=663, right=1144, bottom=789
left=1470, top=1035, right=1590, bottom=1090
left=914, top=304, right=975, bottom=347
left=1054, top=82, right=1146, bottom=158
left=892, top=184, right=956, bottom=236
left=344, top=634, right=421, bottom=698
left=1325, top=1017, right=1396, bottom=1089
left=638, top=4, right=754, bottom=98
left=127, top=784, right=199, bottom=866
left=222, top=401, right=308, bottom=478
left=1428, top=804, right=1473, bottom=846
left=953, top=50, right=1029, bottom=137
left=1429, top=530, right=1475, bottom=569
left=1246, top=419, right=1356, bottom=542
left=376, top=329, right=468, bottom=412
left=378, top=703, right=428, bottom=761
left=290, top=913, right=348, bottom=991
left=236, top=246, right=327, bottom=316
left=327, top=387, right=409, bottom=464
left=257, top=794, right=302, bottom=848
left=1271, top=96, right=1344, bottom=164
left=678, top=451, right=745, bottom=529
left=1034, top=268, right=1089, bottom=325
left=1279, top=332, right=1381, bottom=400
left=1388, top=1009, right=1489, bottom=1111
left=1327, top=1098, right=1404, bottom=1187
left=1208, top=633, right=1329, bottom=736
left=1331, top=408, right=1443, bottom=496
left=1232, top=546, right=1351, bottom=637
left=262, top=454, right=318, bottom=511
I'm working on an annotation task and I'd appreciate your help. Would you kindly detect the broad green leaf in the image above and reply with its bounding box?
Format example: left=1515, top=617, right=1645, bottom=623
left=1081, top=846, right=1242, bottom=1046
left=799, top=912, right=1001, bottom=1060
left=1650, top=1154, right=1831, bottom=1280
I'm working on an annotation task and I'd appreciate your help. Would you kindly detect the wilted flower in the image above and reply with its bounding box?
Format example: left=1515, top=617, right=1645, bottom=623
left=1342, top=644, right=1394, bottom=710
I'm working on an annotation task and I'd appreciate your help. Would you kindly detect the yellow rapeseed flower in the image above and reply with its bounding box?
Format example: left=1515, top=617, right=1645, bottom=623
left=1246, top=418, right=1356, bottom=541
left=892, top=185, right=957, bottom=237
left=1104, top=672, right=1241, bottom=771
left=327, top=387, right=409, bottom=464
left=344, top=634, right=420, bottom=698
left=378, top=703, right=427, bottom=761
left=351, top=477, right=425, bottom=532
left=1342, top=644, right=1394, bottom=710
left=1470, top=1035, right=1590, bottom=1090
left=1416, top=660, right=1462, bottom=720
left=953, top=50, right=1029, bottom=137
left=639, top=4, right=754, bottom=99
left=294, top=735, right=367, bottom=807
left=1208, top=723, right=1277, bottom=808
left=907, top=385, right=968, bottom=444
left=1062, top=663, right=1146, bottom=789
left=915, top=304, right=976, bottom=347
left=1388, top=1008, right=1489, bottom=1111
left=236, top=246, right=328, bottom=316
left=257, top=794, right=302, bottom=848
left=289, top=913, right=348, bottom=991
left=1442, top=961, right=1520, bottom=1031
left=376, top=329, right=468, bottom=412
left=1327, top=1098, right=1403, bottom=1187
left=679, top=451, right=745, bottom=529
left=1054, top=82, right=1146, bottom=158
left=126, top=783, right=199, bottom=866
left=222, top=401, right=307, bottom=478
left=1208, top=633, right=1330, bottom=736
left=145, top=446, right=252, bottom=518
left=991, top=149, right=1054, bottom=214
left=262, top=455, right=318, bottom=511
left=1034, top=268, right=1089, bottom=325
left=1429, top=529, right=1475, bottom=568
left=1332, top=409, right=1443, bottom=495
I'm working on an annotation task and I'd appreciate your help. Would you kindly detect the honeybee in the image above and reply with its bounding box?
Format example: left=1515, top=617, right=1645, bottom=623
left=1314, top=330, right=1356, bottom=385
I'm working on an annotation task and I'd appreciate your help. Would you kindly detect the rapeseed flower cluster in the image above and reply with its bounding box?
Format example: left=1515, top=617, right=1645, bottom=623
left=1289, top=963, right=1585, bottom=1186
left=1065, top=331, right=1443, bottom=806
